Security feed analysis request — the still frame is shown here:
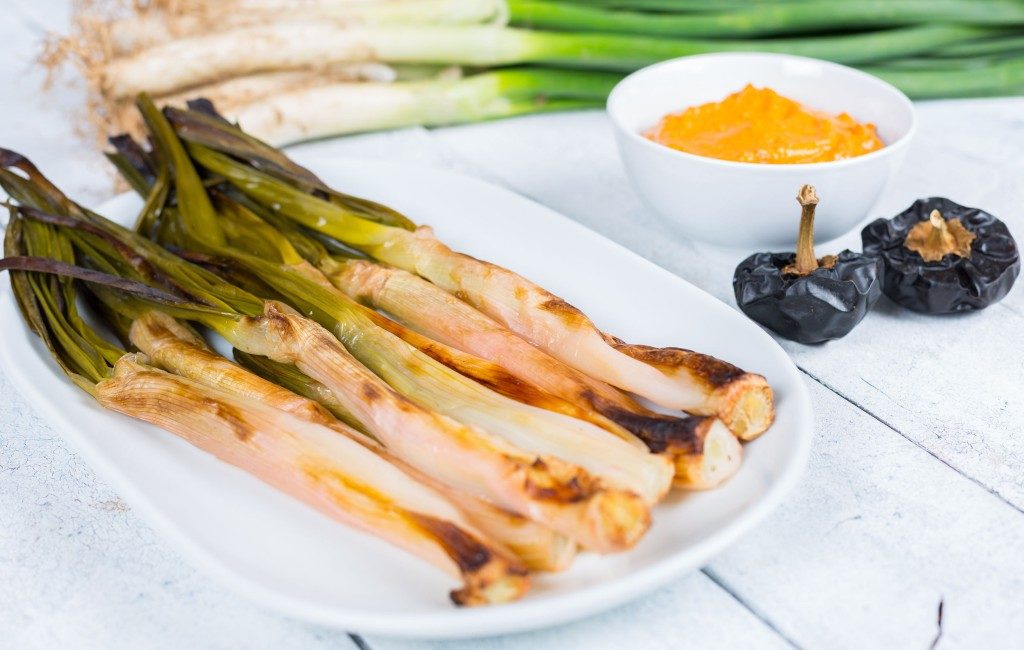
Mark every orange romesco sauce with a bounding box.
[644,85,885,164]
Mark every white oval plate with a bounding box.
[0,155,812,639]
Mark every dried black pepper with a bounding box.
[733,185,882,344]
[861,197,1019,314]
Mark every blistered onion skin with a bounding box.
[131,311,576,572]
[189,145,775,439]
[97,354,529,606]
[221,301,652,553]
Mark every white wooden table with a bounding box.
[2,4,1023,649]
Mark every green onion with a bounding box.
[103,0,509,56]
[2,159,536,604]
[509,0,1024,38]
[227,252,675,504]
[218,67,617,145]
[560,0,811,9]
[100,23,993,98]
[164,103,415,228]
[187,141,771,442]
[137,132,675,505]
[321,256,744,488]
[937,33,1024,58]
[118,111,659,550]
[9,154,653,553]
[865,56,1024,97]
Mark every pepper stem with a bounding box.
[926,210,954,250]
[790,185,820,275]
[904,209,976,262]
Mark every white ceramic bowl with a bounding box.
[607,53,915,248]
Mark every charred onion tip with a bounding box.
[0,148,30,168]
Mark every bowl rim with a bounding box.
[606,51,916,172]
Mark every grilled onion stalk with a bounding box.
[328,257,745,466]
[235,350,577,571]
[10,133,649,553]
[48,212,648,552]
[194,194,677,499]
[129,101,673,508]
[106,142,734,493]
[186,130,774,440]
[171,294,651,552]
[102,354,529,606]
[130,310,575,572]
[175,211,673,506]
[0,210,527,606]
[232,346,577,572]
[205,189,740,489]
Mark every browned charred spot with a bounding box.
[400,333,629,432]
[525,477,585,503]
[138,318,175,343]
[582,387,707,453]
[408,513,494,574]
[601,405,707,455]
[289,399,337,427]
[371,312,610,423]
[366,311,405,336]
[452,289,471,302]
[262,303,300,339]
[523,459,592,503]
[579,387,636,416]
[136,314,206,351]
[683,352,747,388]
[201,397,253,442]
[304,465,394,507]
[508,563,529,577]
[128,254,151,276]
[391,392,423,414]
[406,336,533,398]
[513,286,527,301]
[487,376,620,431]
[474,368,531,395]
[0,147,32,169]
[359,382,382,403]
[537,297,588,327]
[578,388,600,404]
[603,334,775,437]
[609,340,746,388]
[457,362,544,402]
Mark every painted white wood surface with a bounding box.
[1,2,1022,648]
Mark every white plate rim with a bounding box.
[0,155,813,638]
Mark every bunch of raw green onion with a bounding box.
[45,0,1024,145]
[0,95,777,603]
